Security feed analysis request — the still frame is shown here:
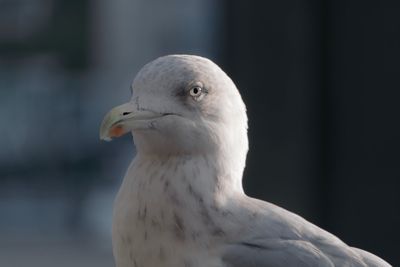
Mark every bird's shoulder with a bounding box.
[221,195,390,267]
[230,195,336,242]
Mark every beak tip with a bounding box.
[101,137,112,142]
[99,102,136,142]
[99,130,112,142]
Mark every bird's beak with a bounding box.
[99,102,162,141]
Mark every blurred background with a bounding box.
[0,0,399,266]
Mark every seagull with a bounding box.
[100,55,391,267]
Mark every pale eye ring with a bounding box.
[189,86,202,97]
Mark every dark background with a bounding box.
[223,1,400,264]
[0,0,398,266]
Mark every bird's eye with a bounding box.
[189,86,202,97]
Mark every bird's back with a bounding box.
[221,195,391,267]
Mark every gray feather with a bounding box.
[222,239,334,267]
[222,196,392,267]
[352,247,392,267]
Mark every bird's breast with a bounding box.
[111,156,229,267]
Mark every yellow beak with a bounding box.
[99,102,161,141]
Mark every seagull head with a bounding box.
[100,55,248,167]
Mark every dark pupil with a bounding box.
[193,87,199,94]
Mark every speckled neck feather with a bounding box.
[112,153,237,267]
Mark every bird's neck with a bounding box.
[132,153,244,200]
[114,153,244,264]
[119,153,243,242]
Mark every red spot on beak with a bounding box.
[109,125,126,138]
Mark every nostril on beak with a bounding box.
[122,112,132,116]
